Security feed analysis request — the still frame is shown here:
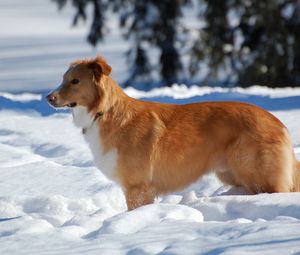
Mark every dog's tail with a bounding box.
[293,160,300,192]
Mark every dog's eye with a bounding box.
[71,79,79,85]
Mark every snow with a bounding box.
[1,1,300,254]
[0,88,300,255]
[126,84,300,99]
[0,92,42,103]
[0,0,128,93]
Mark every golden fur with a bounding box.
[47,56,300,210]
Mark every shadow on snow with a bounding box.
[1,90,300,116]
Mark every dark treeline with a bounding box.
[53,0,300,87]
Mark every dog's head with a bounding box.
[47,56,112,110]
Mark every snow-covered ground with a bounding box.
[1,1,300,254]
[0,87,300,255]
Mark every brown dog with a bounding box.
[47,56,300,210]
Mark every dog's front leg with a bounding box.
[125,184,156,211]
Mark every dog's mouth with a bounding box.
[65,102,77,108]
[48,101,77,108]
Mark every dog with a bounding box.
[47,56,300,210]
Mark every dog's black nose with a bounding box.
[46,93,57,103]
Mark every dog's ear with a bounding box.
[88,56,112,82]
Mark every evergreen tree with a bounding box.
[116,0,190,86]
[53,0,300,87]
[53,0,188,86]
[53,0,108,45]
[191,0,300,87]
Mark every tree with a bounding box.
[53,0,108,45]
[53,0,300,87]
[53,0,188,86]
[191,0,300,87]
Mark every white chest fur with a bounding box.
[72,106,118,181]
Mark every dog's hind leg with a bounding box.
[226,134,294,194]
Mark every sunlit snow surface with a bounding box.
[0,86,300,255]
[1,0,300,254]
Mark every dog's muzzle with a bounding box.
[46,92,77,108]
[46,93,59,107]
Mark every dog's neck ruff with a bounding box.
[72,106,103,133]
[82,112,103,135]
[71,105,118,182]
